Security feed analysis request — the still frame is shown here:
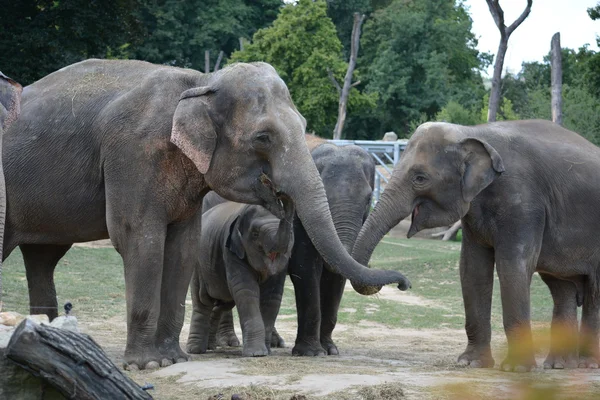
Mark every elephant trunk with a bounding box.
[274,149,410,294]
[351,175,412,293]
[273,198,294,254]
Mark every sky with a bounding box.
[463,0,600,76]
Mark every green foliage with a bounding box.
[325,0,371,57]
[230,0,376,136]
[1,0,143,84]
[357,0,489,137]
[502,43,600,145]
[435,101,481,126]
[133,0,283,71]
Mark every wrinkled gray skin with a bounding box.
[214,143,378,356]
[187,192,294,356]
[3,59,408,370]
[352,120,600,372]
[0,72,22,310]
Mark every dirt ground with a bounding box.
[77,279,600,400]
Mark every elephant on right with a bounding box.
[352,120,600,372]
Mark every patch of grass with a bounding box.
[3,247,126,319]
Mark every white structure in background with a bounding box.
[328,133,407,206]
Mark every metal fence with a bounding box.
[327,139,408,205]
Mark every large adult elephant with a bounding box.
[3,59,409,370]
[352,120,600,372]
[0,72,22,310]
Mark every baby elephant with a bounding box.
[187,193,294,357]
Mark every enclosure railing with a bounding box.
[326,139,408,205]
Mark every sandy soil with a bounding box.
[79,282,600,400]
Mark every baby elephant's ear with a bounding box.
[170,86,217,174]
[226,216,246,259]
[0,72,23,131]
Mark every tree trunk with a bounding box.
[5,319,153,400]
[486,0,533,122]
[551,32,563,125]
[488,37,508,122]
[332,13,365,140]
[205,50,210,74]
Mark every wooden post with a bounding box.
[205,50,210,74]
[6,319,153,400]
[214,51,224,72]
[551,32,563,125]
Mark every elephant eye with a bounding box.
[413,175,428,185]
[252,229,260,239]
[253,132,271,148]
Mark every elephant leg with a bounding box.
[457,229,495,368]
[319,265,345,355]
[539,274,578,369]
[207,306,224,351]
[155,217,200,366]
[186,273,213,354]
[215,309,240,348]
[21,244,72,321]
[579,290,600,368]
[270,325,285,348]
[260,271,286,351]
[496,253,538,372]
[227,259,268,357]
[289,227,326,356]
[108,217,167,370]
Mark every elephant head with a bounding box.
[171,62,410,291]
[226,200,295,279]
[351,122,505,286]
[0,72,23,311]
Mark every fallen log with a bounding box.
[5,319,152,400]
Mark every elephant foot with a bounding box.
[543,352,578,369]
[242,343,270,357]
[186,338,208,354]
[321,337,339,355]
[499,352,537,372]
[123,346,166,371]
[157,340,190,367]
[457,345,494,368]
[578,356,599,369]
[292,339,327,357]
[270,331,286,348]
[217,331,241,348]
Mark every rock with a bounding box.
[382,131,398,141]
[27,314,50,325]
[48,316,79,333]
[0,311,24,326]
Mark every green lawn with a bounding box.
[3,237,554,334]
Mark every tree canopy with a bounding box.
[230,0,376,136]
[3,0,600,143]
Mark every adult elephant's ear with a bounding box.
[459,137,505,203]
[170,86,217,174]
[0,72,23,131]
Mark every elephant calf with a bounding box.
[187,193,294,357]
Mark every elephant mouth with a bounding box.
[267,251,278,262]
[407,203,421,238]
[257,172,287,219]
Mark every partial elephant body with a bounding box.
[187,197,294,357]
[353,119,600,371]
[0,72,22,312]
